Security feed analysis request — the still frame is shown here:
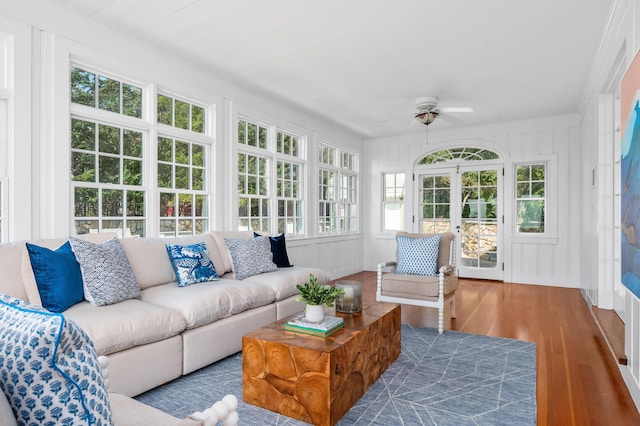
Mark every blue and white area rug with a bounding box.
[136,325,536,425]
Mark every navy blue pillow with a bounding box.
[26,241,84,313]
[253,232,293,268]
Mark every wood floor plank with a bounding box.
[330,272,640,425]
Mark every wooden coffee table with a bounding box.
[242,302,401,426]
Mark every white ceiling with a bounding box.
[45,0,613,137]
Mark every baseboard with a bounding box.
[621,366,640,413]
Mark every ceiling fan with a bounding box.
[413,96,474,126]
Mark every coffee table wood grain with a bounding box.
[242,302,401,426]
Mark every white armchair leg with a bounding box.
[438,270,444,334]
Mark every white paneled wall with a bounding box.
[363,115,581,288]
[583,0,640,409]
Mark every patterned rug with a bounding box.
[136,325,536,425]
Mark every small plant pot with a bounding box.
[305,304,325,322]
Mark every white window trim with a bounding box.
[510,154,558,243]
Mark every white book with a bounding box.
[287,313,344,331]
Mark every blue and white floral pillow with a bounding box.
[0,294,112,425]
[166,242,219,287]
[395,233,441,276]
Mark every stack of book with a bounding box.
[284,313,345,337]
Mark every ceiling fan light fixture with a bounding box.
[415,110,439,126]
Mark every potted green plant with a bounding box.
[295,274,344,322]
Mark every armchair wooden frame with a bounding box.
[376,232,458,334]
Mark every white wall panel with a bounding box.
[579,0,640,411]
[364,114,580,289]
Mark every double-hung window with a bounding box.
[275,130,304,235]
[156,93,209,237]
[70,67,145,237]
[70,66,212,237]
[383,173,405,231]
[515,163,546,233]
[237,118,305,235]
[318,143,358,234]
[0,100,6,242]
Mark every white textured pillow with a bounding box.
[224,236,278,280]
[69,237,140,306]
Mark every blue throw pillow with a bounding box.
[166,242,219,287]
[26,241,84,313]
[0,294,112,425]
[254,232,293,267]
[395,234,441,276]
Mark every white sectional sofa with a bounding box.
[0,230,328,397]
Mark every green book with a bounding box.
[287,313,344,331]
[284,322,345,337]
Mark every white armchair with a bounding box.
[376,231,458,334]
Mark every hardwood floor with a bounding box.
[330,271,640,426]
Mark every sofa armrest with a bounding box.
[101,355,239,426]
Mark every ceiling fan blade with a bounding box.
[438,112,464,125]
[439,106,474,113]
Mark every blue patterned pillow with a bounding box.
[224,236,278,280]
[69,237,140,306]
[395,234,441,276]
[165,242,219,287]
[0,294,112,425]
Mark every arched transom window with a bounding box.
[418,147,500,165]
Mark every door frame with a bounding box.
[414,155,504,281]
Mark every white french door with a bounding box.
[415,164,503,280]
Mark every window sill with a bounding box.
[511,235,558,244]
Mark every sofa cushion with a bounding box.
[210,231,253,273]
[224,236,278,280]
[242,266,330,301]
[395,233,441,276]
[70,237,140,306]
[381,272,458,300]
[120,234,220,290]
[140,280,275,329]
[64,299,187,356]
[0,295,112,425]
[0,390,16,426]
[254,232,293,267]
[109,392,203,425]
[166,242,219,287]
